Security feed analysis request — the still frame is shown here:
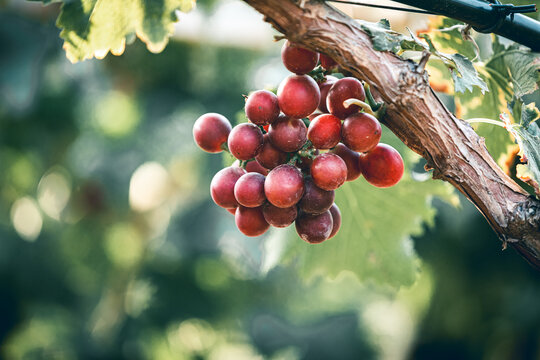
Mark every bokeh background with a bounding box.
[0,0,539,359]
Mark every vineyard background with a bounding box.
[0,0,539,359]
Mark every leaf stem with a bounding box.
[465,118,507,128]
[343,98,375,116]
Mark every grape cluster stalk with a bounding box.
[192,40,404,243]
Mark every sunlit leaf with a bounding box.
[284,131,459,288]
[34,0,196,62]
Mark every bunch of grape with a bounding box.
[193,40,404,244]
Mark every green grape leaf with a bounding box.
[487,40,540,99]
[34,0,195,62]
[284,132,459,288]
[507,100,540,190]
[358,19,407,53]
[359,18,487,94]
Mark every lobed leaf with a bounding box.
[284,131,458,288]
[35,0,195,62]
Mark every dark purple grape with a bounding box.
[318,75,337,113]
[295,210,333,244]
[298,177,335,214]
[320,54,337,70]
[330,143,362,181]
[328,203,341,239]
[256,134,288,169]
[262,203,297,228]
[193,113,232,153]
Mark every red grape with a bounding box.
[359,143,404,188]
[318,75,338,113]
[245,90,280,125]
[281,40,319,75]
[245,160,269,175]
[265,164,305,208]
[326,77,366,119]
[228,123,264,160]
[277,75,320,119]
[310,153,347,190]
[330,143,361,181]
[268,114,307,152]
[227,208,237,215]
[193,113,232,153]
[256,134,287,169]
[234,172,266,208]
[307,114,342,149]
[295,210,333,244]
[341,112,381,153]
[328,203,341,239]
[210,166,246,208]
[299,177,335,214]
[320,54,337,70]
[235,206,270,236]
[262,203,297,228]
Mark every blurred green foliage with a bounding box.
[0,1,539,360]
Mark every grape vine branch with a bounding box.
[242,0,540,269]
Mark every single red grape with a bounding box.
[328,203,341,239]
[359,143,404,187]
[227,208,237,215]
[277,75,320,119]
[193,113,232,153]
[318,75,337,113]
[245,90,280,125]
[262,203,297,228]
[265,164,305,208]
[281,40,319,75]
[235,206,270,237]
[330,143,361,181]
[256,134,288,169]
[233,160,269,175]
[245,160,269,175]
[307,114,342,149]
[268,114,307,152]
[320,54,337,70]
[228,123,264,160]
[234,172,266,208]
[210,166,246,208]
[295,210,333,244]
[326,77,366,119]
[341,112,381,153]
[310,153,347,190]
[298,177,335,214]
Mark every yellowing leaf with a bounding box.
[55,0,196,62]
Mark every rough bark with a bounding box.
[243,0,540,269]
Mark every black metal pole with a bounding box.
[391,0,540,51]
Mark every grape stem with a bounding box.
[220,142,230,153]
[343,98,376,116]
[465,118,508,129]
